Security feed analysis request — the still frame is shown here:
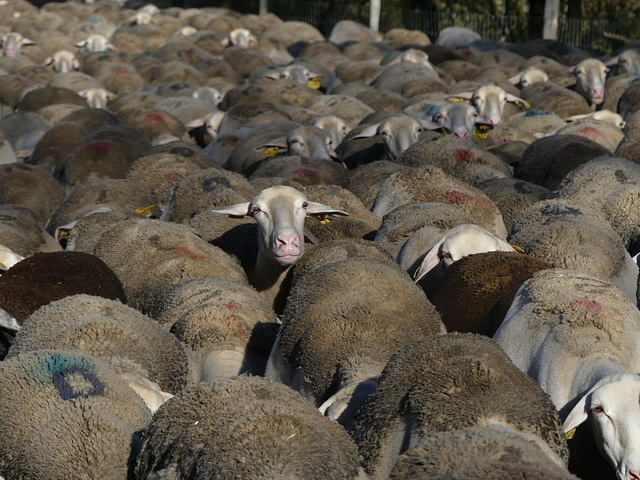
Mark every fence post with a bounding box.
[370,0,381,31]
[543,0,560,39]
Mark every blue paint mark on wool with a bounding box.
[29,353,105,400]
[525,109,550,117]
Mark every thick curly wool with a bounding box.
[161,167,255,223]
[345,161,407,210]
[135,377,362,480]
[372,164,507,239]
[558,156,640,252]
[396,134,512,186]
[248,155,349,186]
[519,82,591,118]
[46,178,155,236]
[305,94,375,129]
[0,205,60,258]
[7,294,189,394]
[280,257,444,398]
[302,185,381,241]
[554,119,624,152]
[431,251,551,336]
[65,211,131,253]
[389,425,578,480]
[515,134,612,191]
[351,333,569,480]
[506,109,567,135]
[0,349,151,480]
[92,218,247,313]
[478,177,555,233]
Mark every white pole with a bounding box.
[370,0,381,32]
[543,0,560,39]
[259,0,268,15]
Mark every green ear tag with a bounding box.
[565,428,576,440]
[265,147,279,157]
[307,77,321,89]
[473,125,490,138]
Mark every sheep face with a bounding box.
[451,85,530,125]
[1,32,35,57]
[212,186,348,268]
[564,373,640,480]
[263,65,323,89]
[570,58,608,106]
[221,28,258,48]
[608,50,640,76]
[353,114,430,160]
[75,34,117,53]
[434,103,481,138]
[312,115,350,151]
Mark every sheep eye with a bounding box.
[593,406,605,414]
[381,131,390,137]
[251,206,261,214]
[443,252,452,260]
[302,201,309,209]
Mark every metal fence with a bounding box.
[217,0,632,55]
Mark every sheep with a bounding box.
[73,33,117,53]
[351,332,569,479]
[413,224,521,294]
[135,376,364,479]
[435,26,482,49]
[248,155,350,187]
[493,268,640,480]
[7,294,188,402]
[153,276,279,381]
[429,250,551,336]
[565,58,609,108]
[550,118,625,152]
[0,205,61,258]
[508,199,639,302]
[565,109,626,129]
[211,185,348,311]
[267,255,445,428]
[0,349,152,480]
[509,65,550,87]
[515,134,612,191]
[259,125,339,162]
[77,87,114,109]
[448,84,530,124]
[371,164,508,240]
[304,94,375,130]
[519,82,592,118]
[0,111,52,158]
[1,32,35,57]
[93,217,248,314]
[42,49,79,73]
[432,102,488,138]
[389,424,578,479]
[557,156,640,253]
[311,114,350,149]
[605,49,640,76]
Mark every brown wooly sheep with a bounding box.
[515,134,612,191]
[7,294,188,400]
[135,377,363,480]
[344,160,407,210]
[153,275,279,380]
[248,155,349,187]
[0,163,66,226]
[92,217,247,314]
[160,167,255,224]
[430,250,551,336]
[396,134,512,186]
[519,81,592,118]
[351,333,569,480]
[389,425,578,480]
[18,85,88,112]
[372,164,508,240]
[0,205,61,258]
[269,256,444,428]
[0,349,152,480]
[46,178,156,239]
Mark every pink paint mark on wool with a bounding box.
[577,126,601,138]
[175,246,205,261]
[84,142,110,152]
[145,113,164,122]
[453,148,473,163]
[292,168,320,178]
[222,303,241,310]
[446,189,492,209]
[497,138,512,144]
[114,69,131,75]
[573,297,605,313]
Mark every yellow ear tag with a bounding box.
[451,97,467,103]
[135,205,155,216]
[265,146,280,157]
[307,77,321,89]
[413,265,421,279]
[515,99,531,109]
[565,428,576,440]
[314,213,332,224]
[473,125,490,138]
[0,262,7,270]
[511,245,525,254]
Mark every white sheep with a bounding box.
[42,50,80,74]
[509,66,550,87]
[493,269,640,480]
[211,185,348,310]
[449,84,530,125]
[433,102,487,138]
[0,32,35,57]
[566,58,609,108]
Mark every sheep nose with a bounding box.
[487,117,502,125]
[276,233,300,256]
[454,130,470,138]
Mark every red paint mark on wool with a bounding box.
[577,126,601,138]
[175,246,205,261]
[164,172,181,182]
[453,148,473,162]
[114,69,131,75]
[145,113,164,122]
[222,303,241,310]
[84,142,110,152]
[497,138,512,144]
[292,168,320,178]
[573,297,605,313]
[446,189,492,209]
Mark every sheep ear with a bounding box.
[605,55,620,67]
[74,40,87,48]
[564,65,577,74]
[21,37,35,46]
[414,237,446,282]
[210,202,252,217]
[306,202,349,224]
[118,372,174,413]
[505,94,530,108]
[255,137,288,157]
[563,391,592,437]
[185,116,207,128]
[508,73,522,84]
[565,114,589,122]
[0,307,20,332]
[262,72,281,81]
[72,58,80,70]
[418,117,442,131]
[351,124,380,139]
[318,380,378,429]
[220,37,230,47]
[106,43,119,52]
[43,56,53,66]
